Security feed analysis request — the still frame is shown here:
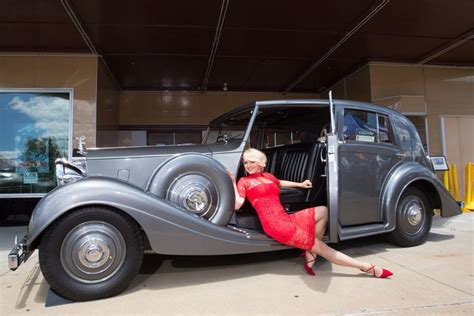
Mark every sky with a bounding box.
[0,92,70,162]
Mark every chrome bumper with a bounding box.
[8,236,32,270]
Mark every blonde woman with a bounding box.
[230,148,392,278]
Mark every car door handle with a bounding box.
[396,153,407,158]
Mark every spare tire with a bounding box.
[147,154,235,225]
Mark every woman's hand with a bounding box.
[228,169,245,210]
[227,169,236,183]
[299,180,312,189]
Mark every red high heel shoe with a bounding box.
[299,251,316,276]
[361,264,393,278]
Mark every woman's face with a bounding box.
[243,159,263,174]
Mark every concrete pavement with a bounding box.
[0,213,473,315]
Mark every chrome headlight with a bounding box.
[55,158,86,186]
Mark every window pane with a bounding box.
[263,129,303,148]
[175,132,202,144]
[343,109,377,142]
[0,92,70,194]
[392,116,412,151]
[407,116,428,152]
[147,132,174,145]
[378,115,393,144]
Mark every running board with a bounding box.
[228,225,330,243]
[227,225,273,240]
[339,223,392,241]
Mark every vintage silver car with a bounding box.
[8,98,460,301]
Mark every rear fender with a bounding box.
[381,163,461,230]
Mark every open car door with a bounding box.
[326,92,340,243]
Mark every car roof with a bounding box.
[209,99,403,126]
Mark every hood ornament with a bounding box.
[76,135,87,156]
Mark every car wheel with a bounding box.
[39,207,143,301]
[149,154,234,225]
[390,187,432,247]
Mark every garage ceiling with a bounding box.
[1,0,473,93]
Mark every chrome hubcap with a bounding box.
[399,194,426,236]
[79,239,110,268]
[407,205,422,226]
[185,189,208,212]
[61,221,126,284]
[167,173,218,219]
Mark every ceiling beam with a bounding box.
[284,0,390,93]
[418,29,474,64]
[61,0,121,90]
[200,0,230,91]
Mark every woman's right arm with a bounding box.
[233,184,245,210]
[229,171,245,210]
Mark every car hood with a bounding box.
[86,141,242,160]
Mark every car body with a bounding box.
[8,98,461,301]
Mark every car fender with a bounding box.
[380,162,461,230]
[27,177,281,255]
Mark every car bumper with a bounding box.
[8,236,32,271]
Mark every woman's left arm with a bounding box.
[279,179,312,189]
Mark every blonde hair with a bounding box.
[242,148,267,168]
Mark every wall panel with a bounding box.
[119,91,319,126]
[0,55,98,147]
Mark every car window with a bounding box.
[263,129,303,148]
[392,116,412,152]
[204,110,252,144]
[378,115,393,144]
[343,109,394,144]
[343,109,377,142]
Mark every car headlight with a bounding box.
[55,158,86,186]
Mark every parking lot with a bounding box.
[1,212,473,315]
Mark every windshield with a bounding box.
[203,109,253,144]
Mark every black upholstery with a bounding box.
[275,143,319,182]
[263,142,326,211]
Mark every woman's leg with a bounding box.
[315,206,328,240]
[305,206,328,267]
[311,238,385,277]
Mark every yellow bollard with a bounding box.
[464,162,474,212]
[444,169,450,191]
[443,163,460,201]
[452,164,460,201]
[448,164,454,196]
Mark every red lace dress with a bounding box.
[237,172,316,250]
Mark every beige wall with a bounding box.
[444,116,474,199]
[324,65,372,102]
[97,60,119,129]
[119,91,320,126]
[0,54,98,147]
[369,63,474,156]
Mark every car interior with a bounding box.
[229,106,330,231]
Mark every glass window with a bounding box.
[343,109,394,144]
[263,129,303,148]
[406,115,428,153]
[378,115,393,144]
[0,91,71,195]
[343,109,377,142]
[148,131,203,146]
[175,132,202,145]
[392,116,412,152]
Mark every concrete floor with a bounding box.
[0,213,473,315]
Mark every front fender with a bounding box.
[27,177,285,255]
[27,177,172,248]
[381,162,461,230]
